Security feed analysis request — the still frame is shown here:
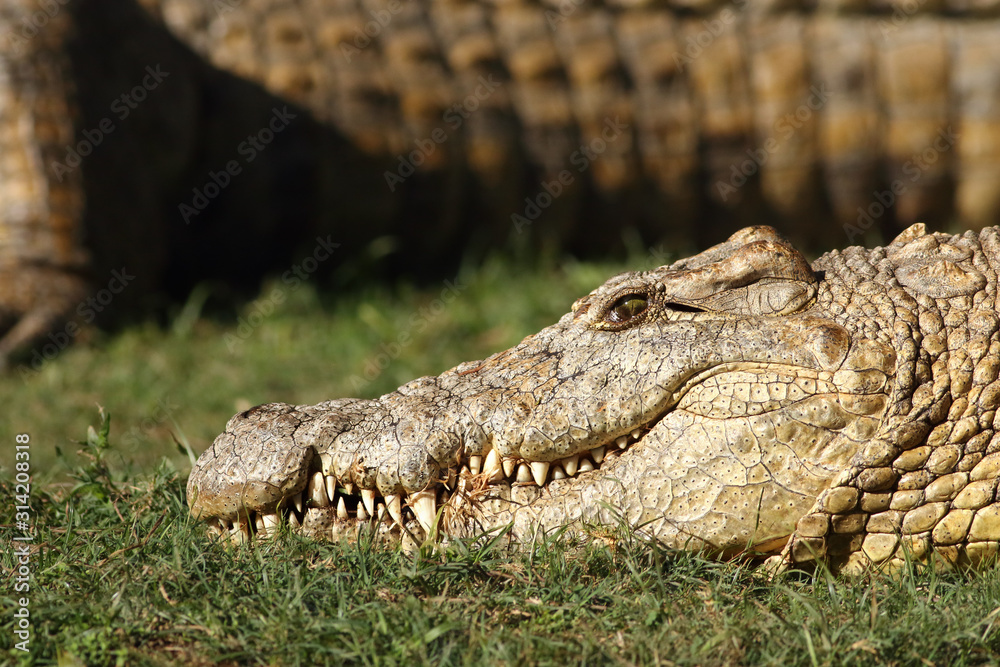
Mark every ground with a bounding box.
[3,249,1000,665]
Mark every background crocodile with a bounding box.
[188,224,1000,574]
[4,0,1000,365]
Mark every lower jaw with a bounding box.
[208,430,645,546]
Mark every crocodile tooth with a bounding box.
[262,513,280,532]
[563,455,579,477]
[310,471,330,507]
[361,489,376,516]
[483,448,503,481]
[552,466,566,480]
[337,497,348,520]
[292,492,304,514]
[502,457,517,478]
[469,455,482,476]
[325,476,337,504]
[579,459,595,472]
[320,452,334,475]
[309,471,330,507]
[343,483,355,495]
[377,503,387,522]
[445,468,457,489]
[386,494,403,524]
[288,511,301,528]
[410,490,437,533]
[356,501,369,521]
[530,461,550,486]
[591,446,606,465]
[616,436,628,449]
[516,462,533,484]
[631,429,642,440]
[255,514,266,534]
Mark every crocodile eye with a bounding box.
[606,294,648,324]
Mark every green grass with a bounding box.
[3,250,1000,665]
[3,420,1000,665]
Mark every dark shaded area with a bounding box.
[53,0,961,333]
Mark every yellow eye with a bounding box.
[606,295,648,324]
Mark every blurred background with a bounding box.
[2,0,999,478]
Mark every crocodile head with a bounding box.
[187,226,897,559]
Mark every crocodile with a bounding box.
[188,224,1000,574]
[5,0,1000,366]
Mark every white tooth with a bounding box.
[446,468,457,489]
[255,514,266,534]
[483,448,503,481]
[386,494,403,524]
[326,476,337,504]
[552,466,566,480]
[410,490,437,532]
[591,446,606,465]
[563,455,579,477]
[292,492,303,514]
[356,502,369,521]
[502,457,517,478]
[631,429,642,440]
[337,497,348,520]
[288,512,301,528]
[579,459,595,472]
[469,455,482,475]
[516,462,533,483]
[343,483,355,495]
[310,471,329,507]
[230,525,248,544]
[616,436,628,449]
[530,461,550,486]
[263,513,280,532]
[361,489,376,516]
[377,503,387,522]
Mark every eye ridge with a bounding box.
[606,293,649,324]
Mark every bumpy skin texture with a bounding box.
[189,224,1000,573]
[5,0,1000,364]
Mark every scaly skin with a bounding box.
[6,0,1000,364]
[188,224,1000,573]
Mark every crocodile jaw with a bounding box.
[187,327,893,552]
[187,227,896,552]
